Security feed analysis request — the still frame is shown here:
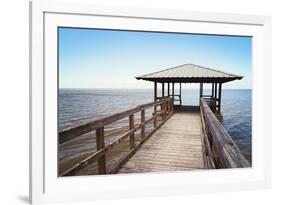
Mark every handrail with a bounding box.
[59,97,172,144]
[200,98,250,168]
[59,97,174,176]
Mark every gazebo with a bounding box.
[136,64,243,113]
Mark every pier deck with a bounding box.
[118,112,205,173]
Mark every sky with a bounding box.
[59,27,252,89]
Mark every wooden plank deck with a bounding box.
[118,112,205,173]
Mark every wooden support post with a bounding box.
[168,83,170,97]
[179,83,182,106]
[141,109,145,139]
[172,82,175,104]
[215,83,217,99]
[218,83,222,113]
[154,82,157,101]
[199,83,203,104]
[212,83,214,97]
[214,83,218,109]
[129,114,135,149]
[211,83,215,110]
[96,127,106,174]
[200,83,203,97]
[162,83,165,98]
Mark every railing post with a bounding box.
[168,99,172,115]
[162,102,166,120]
[129,114,135,149]
[141,109,145,139]
[165,101,169,118]
[153,105,157,128]
[161,103,164,120]
[96,127,106,174]
[171,98,174,113]
[165,101,167,116]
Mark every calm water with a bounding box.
[58,88,252,172]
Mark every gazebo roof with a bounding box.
[135,64,243,83]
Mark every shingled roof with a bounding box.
[135,64,243,83]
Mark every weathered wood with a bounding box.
[163,103,167,120]
[199,83,203,104]
[60,124,143,177]
[200,99,249,168]
[118,113,205,173]
[129,114,135,149]
[109,147,136,174]
[96,127,106,174]
[212,83,214,97]
[172,82,175,104]
[218,83,222,113]
[161,104,165,120]
[168,83,170,96]
[162,83,165,97]
[141,109,145,139]
[145,116,154,124]
[60,147,106,176]
[59,98,171,144]
[110,112,173,174]
[200,104,215,169]
[179,83,182,106]
[60,94,248,177]
[214,83,218,108]
[154,82,157,101]
[153,106,157,128]
[171,97,174,113]
[215,83,217,98]
[60,98,173,176]
[105,124,141,152]
[59,107,138,144]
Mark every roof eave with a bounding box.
[135,76,243,83]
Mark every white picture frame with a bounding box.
[30,1,272,204]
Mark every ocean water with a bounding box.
[58,88,252,173]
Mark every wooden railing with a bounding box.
[59,97,174,176]
[200,98,250,169]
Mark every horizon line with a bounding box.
[59,87,252,90]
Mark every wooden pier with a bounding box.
[118,112,205,173]
[58,64,250,176]
[59,97,249,176]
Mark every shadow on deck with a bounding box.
[174,105,200,113]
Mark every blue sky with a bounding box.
[59,27,252,89]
